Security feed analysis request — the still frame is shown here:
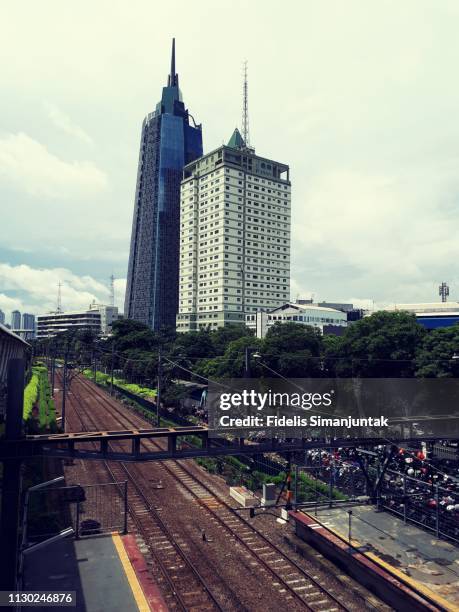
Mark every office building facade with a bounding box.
[246,303,347,339]
[124,39,203,330]
[176,129,291,331]
[0,310,4,326]
[37,304,118,339]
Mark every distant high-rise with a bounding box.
[22,313,36,332]
[0,309,5,326]
[176,129,291,332]
[11,310,21,331]
[125,39,203,330]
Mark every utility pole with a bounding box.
[348,510,353,544]
[156,348,161,427]
[244,346,251,378]
[0,358,25,590]
[244,346,259,378]
[62,340,69,432]
[110,341,115,396]
[51,346,56,397]
[285,453,293,511]
[93,349,97,383]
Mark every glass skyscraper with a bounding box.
[124,39,203,329]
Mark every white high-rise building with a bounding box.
[176,129,291,332]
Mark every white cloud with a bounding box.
[1,1,459,306]
[0,293,33,318]
[0,132,108,199]
[43,102,93,145]
[291,163,459,303]
[0,263,125,316]
[114,278,126,310]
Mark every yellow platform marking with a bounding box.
[112,533,150,612]
[302,512,455,612]
[364,551,456,612]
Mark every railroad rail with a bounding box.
[70,374,380,612]
[64,374,225,612]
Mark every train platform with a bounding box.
[23,533,168,611]
[291,505,458,610]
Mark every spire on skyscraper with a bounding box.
[167,38,179,88]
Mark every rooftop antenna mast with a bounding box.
[242,60,250,147]
[109,274,115,307]
[57,281,63,313]
[439,281,449,303]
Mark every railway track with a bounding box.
[68,374,372,612]
[104,460,224,612]
[61,372,226,612]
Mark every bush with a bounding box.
[23,372,39,420]
[82,369,157,398]
[24,365,57,431]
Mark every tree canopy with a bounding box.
[34,313,459,391]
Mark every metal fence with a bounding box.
[294,453,369,506]
[380,469,459,544]
[26,481,128,542]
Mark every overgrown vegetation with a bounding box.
[195,455,347,501]
[23,363,57,433]
[82,369,157,399]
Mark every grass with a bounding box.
[82,369,157,398]
[23,364,57,431]
[23,370,40,420]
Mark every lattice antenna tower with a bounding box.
[57,281,63,313]
[109,274,115,307]
[439,281,449,303]
[242,61,250,147]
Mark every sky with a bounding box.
[2,0,459,322]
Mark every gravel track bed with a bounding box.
[57,372,389,611]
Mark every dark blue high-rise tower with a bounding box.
[124,39,203,329]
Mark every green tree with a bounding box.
[327,311,426,377]
[415,324,459,377]
[261,322,324,377]
[195,335,262,379]
[209,325,254,354]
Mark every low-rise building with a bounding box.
[37,304,119,339]
[88,303,119,335]
[383,302,459,329]
[246,302,347,338]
